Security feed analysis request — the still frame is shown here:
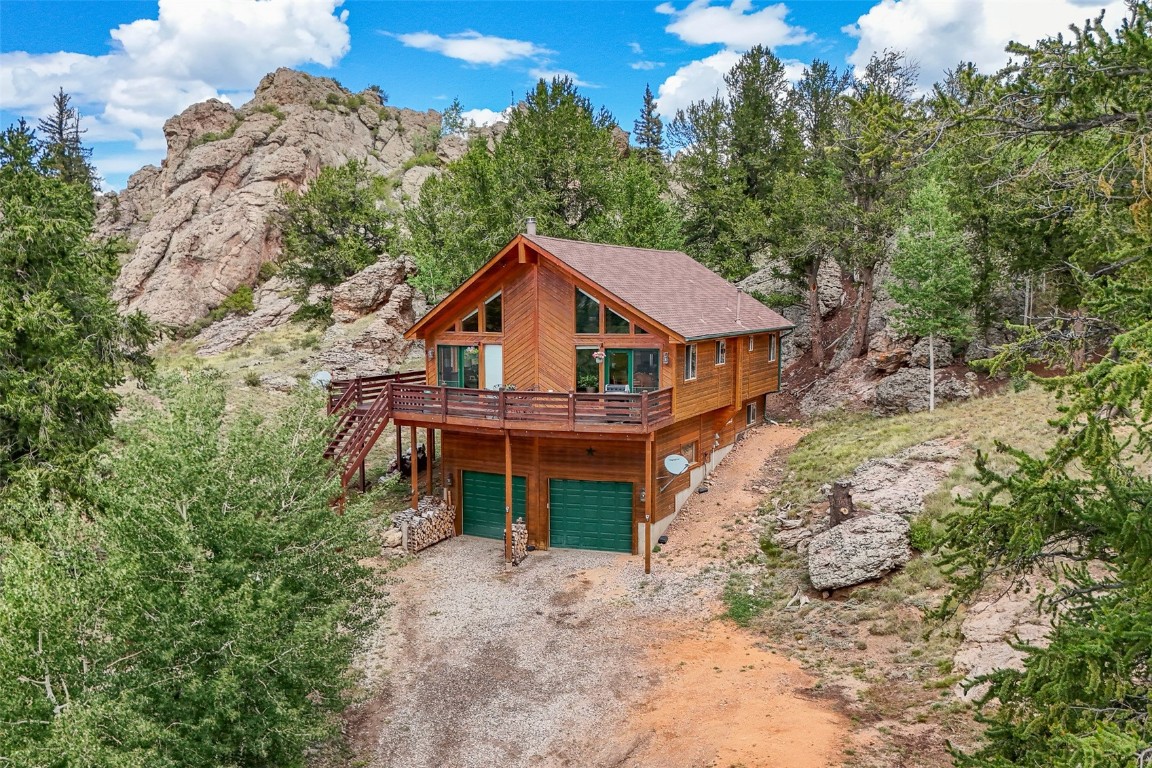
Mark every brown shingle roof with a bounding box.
[526,234,794,340]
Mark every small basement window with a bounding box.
[716,340,727,365]
[680,442,697,464]
[575,289,600,334]
[484,293,502,333]
[684,344,698,381]
[461,309,479,333]
[746,402,757,425]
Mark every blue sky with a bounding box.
[0,0,1126,190]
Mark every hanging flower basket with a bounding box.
[592,350,606,362]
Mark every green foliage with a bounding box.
[0,376,377,766]
[933,5,1152,765]
[722,573,769,627]
[255,103,287,121]
[669,46,802,280]
[440,97,467,136]
[633,84,665,171]
[190,120,239,147]
[277,160,397,318]
[0,121,154,482]
[405,77,681,300]
[36,88,97,194]
[256,259,280,283]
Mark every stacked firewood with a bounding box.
[509,517,528,565]
[393,496,455,554]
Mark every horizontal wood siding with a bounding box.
[441,430,646,552]
[672,340,735,422]
[741,333,780,398]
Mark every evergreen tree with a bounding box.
[36,88,97,194]
[633,84,666,172]
[836,51,923,358]
[888,179,973,410]
[0,121,152,484]
[405,77,681,300]
[936,4,1152,765]
[277,160,398,323]
[670,46,802,280]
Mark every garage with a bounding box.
[462,471,527,539]
[548,479,634,552]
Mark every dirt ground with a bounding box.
[346,424,850,768]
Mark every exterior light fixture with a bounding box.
[427,348,435,361]
[663,352,670,365]
[640,487,647,502]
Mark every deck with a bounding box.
[329,373,674,435]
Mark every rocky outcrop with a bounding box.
[872,368,975,416]
[98,68,465,327]
[191,276,300,355]
[807,513,911,591]
[952,587,1050,701]
[739,258,844,365]
[846,439,961,518]
[330,256,413,323]
[310,281,423,377]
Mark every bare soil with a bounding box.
[345,424,851,768]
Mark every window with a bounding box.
[635,325,650,334]
[484,293,502,333]
[633,349,659,392]
[461,309,479,333]
[437,345,480,388]
[767,333,777,362]
[680,442,697,464]
[605,307,630,334]
[716,340,727,365]
[746,402,757,425]
[575,289,600,334]
[684,344,698,381]
[576,347,599,391]
[748,336,755,352]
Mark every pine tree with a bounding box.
[36,88,97,194]
[633,84,665,171]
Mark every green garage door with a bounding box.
[462,471,527,539]
[549,479,633,552]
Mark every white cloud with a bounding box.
[629,42,645,54]
[528,68,598,88]
[390,30,551,65]
[1,0,351,185]
[845,0,1129,88]
[631,60,665,70]
[460,108,507,127]
[657,0,812,49]
[655,49,742,116]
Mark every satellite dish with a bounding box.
[664,454,690,476]
[309,370,333,389]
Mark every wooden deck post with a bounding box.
[504,430,513,564]
[645,434,654,575]
[425,427,434,496]
[409,424,419,509]
[395,423,403,473]
[359,460,366,493]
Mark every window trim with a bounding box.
[767,333,777,362]
[748,336,755,352]
[684,343,698,381]
[716,339,727,366]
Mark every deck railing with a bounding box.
[389,383,673,432]
[327,370,425,414]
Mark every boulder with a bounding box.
[193,276,299,355]
[909,336,955,368]
[259,374,299,392]
[381,528,404,549]
[872,368,972,415]
[807,513,911,591]
[330,256,414,323]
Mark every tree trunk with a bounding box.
[928,332,936,412]
[829,481,855,527]
[1071,308,1086,371]
[851,264,875,358]
[807,260,825,368]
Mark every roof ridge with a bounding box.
[526,233,690,258]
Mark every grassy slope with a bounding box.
[730,386,1061,767]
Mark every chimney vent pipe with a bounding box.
[525,217,537,236]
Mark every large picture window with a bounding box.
[575,289,600,334]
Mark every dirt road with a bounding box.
[348,424,847,768]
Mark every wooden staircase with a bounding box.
[325,371,425,489]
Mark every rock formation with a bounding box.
[807,513,911,591]
[97,68,466,328]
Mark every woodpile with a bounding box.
[508,517,528,565]
[393,495,455,554]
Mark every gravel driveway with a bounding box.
[351,538,722,768]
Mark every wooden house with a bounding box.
[327,229,792,570]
